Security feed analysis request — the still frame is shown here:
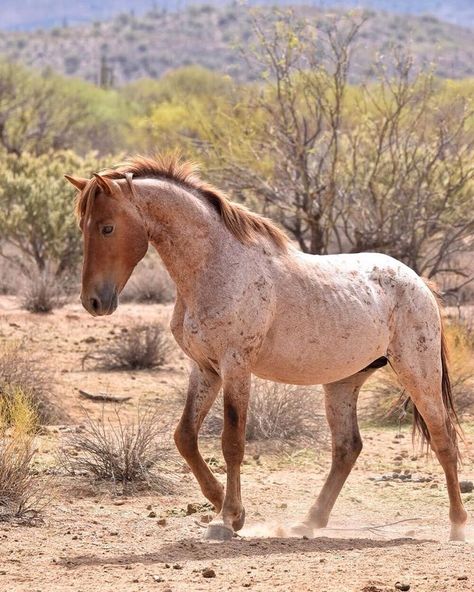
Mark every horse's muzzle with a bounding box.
[81,283,118,316]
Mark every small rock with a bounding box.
[430,483,438,489]
[186,503,199,515]
[202,568,216,578]
[459,481,473,494]
[457,575,468,580]
[157,518,167,526]
[200,514,213,524]
[148,511,157,518]
[173,563,182,570]
[395,583,410,591]
[152,575,164,582]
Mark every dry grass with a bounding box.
[21,270,67,313]
[0,341,61,425]
[82,324,173,371]
[59,407,178,494]
[0,389,47,522]
[203,380,326,447]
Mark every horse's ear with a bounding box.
[64,175,88,191]
[93,173,120,196]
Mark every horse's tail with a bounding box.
[411,281,461,454]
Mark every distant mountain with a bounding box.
[0,4,472,84]
[1,1,473,31]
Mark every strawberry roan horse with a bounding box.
[66,155,467,541]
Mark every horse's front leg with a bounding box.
[205,363,251,540]
[174,363,224,512]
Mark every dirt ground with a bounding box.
[0,296,473,592]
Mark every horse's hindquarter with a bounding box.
[253,252,400,385]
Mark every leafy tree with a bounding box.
[124,66,236,153]
[0,60,129,156]
[0,150,109,277]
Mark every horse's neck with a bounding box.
[133,179,226,300]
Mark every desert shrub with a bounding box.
[21,270,67,313]
[0,341,59,425]
[59,407,177,493]
[82,324,172,370]
[203,380,326,446]
[121,262,175,304]
[0,255,19,295]
[0,389,46,521]
[364,320,474,424]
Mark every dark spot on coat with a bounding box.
[225,403,240,428]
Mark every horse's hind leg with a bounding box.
[292,368,375,536]
[389,333,467,541]
[174,363,224,512]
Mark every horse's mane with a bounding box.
[75,154,289,251]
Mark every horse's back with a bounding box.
[253,250,435,385]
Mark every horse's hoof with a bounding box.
[232,507,246,532]
[204,523,234,541]
[449,524,466,542]
[289,521,314,538]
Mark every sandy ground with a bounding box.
[0,296,473,592]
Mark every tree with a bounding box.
[124,66,237,153]
[0,60,129,157]
[206,10,474,288]
[0,150,109,277]
[339,58,474,279]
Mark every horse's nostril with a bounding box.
[90,297,100,312]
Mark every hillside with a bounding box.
[0,5,473,84]
[1,0,473,30]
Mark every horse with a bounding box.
[65,154,467,542]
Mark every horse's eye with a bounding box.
[102,225,114,236]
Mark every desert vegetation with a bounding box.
[59,407,178,494]
[0,388,46,522]
[82,323,173,371]
[0,341,58,424]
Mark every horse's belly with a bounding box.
[252,323,389,385]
